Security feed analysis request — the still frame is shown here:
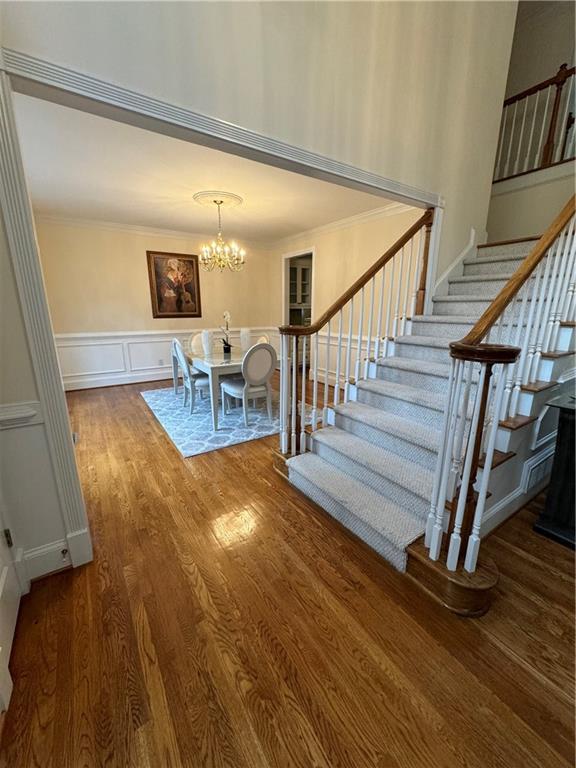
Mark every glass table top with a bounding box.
[190,350,245,367]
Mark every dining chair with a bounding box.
[173,339,209,413]
[171,338,181,394]
[186,332,210,399]
[256,333,269,344]
[220,343,277,426]
[240,328,251,351]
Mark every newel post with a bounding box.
[415,212,434,316]
[542,63,571,167]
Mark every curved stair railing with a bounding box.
[426,195,576,573]
[278,208,434,457]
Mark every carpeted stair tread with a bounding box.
[394,335,450,350]
[356,378,446,412]
[334,401,441,452]
[311,426,434,502]
[432,294,493,303]
[412,314,478,325]
[449,273,515,284]
[287,453,425,551]
[375,356,451,379]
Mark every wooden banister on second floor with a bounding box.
[494,63,575,182]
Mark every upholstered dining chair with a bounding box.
[173,339,209,412]
[240,328,251,351]
[220,343,277,427]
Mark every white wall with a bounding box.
[1,1,518,276]
[505,1,575,97]
[487,162,575,241]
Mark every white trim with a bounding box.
[1,47,441,211]
[424,206,444,314]
[22,538,71,582]
[492,161,575,197]
[433,227,477,297]
[0,401,42,429]
[0,71,92,568]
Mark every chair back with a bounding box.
[240,328,251,350]
[201,330,213,356]
[189,332,204,356]
[242,343,277,386]
[256,334,269,344]
[173,339,192,384]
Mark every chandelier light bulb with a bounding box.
[199,199,246,272]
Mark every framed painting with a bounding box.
[146,251,202,318]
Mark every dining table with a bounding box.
[187,349,245,431]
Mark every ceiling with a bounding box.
[13,94,397,242]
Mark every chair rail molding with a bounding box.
[0,63,92,568]
[0,46,443,211]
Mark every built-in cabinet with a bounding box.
[289,257,312,327]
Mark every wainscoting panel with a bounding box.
[55,328,279,390]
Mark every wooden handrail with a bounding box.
[456,195,576,349]
[503,63,575,107]
[279,208,434,337]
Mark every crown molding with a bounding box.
[0,46,442,210]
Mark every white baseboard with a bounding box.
[22,538,71,581]
[66,527,93,567]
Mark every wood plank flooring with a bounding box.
[0,381,573,767]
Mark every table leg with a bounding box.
[209,369,219,430]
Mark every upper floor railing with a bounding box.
[494,64,575,183]
[426,195,576,573]
[278,208,434,457]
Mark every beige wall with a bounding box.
[35,219,273,333]
[1,1,517,277]
[270,207,422,326]
[487,166,574,241]
[505,1,575,97]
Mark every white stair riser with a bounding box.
[376,364,450,394]
[311,440,429,519]
[449,278,510,297]
[475,242,535,258]
[288,468,407,571]
[395,342,450,364]
[410,319,475,339]
[333,413,438,470]
[356,388,444,429]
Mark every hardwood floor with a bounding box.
[1,381,573,767]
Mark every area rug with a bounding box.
[141,386,288,458]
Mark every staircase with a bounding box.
[278,199,575,596]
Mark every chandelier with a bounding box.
[198,198,246,272]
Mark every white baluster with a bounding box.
[513,98,528,176]
[504,101,518,178]
[536,86,552,166]
[364,278,375,379]
[374,268,386,360]
[450,362,474,492]
[312,332,319,430]
[400,235,415,336]
[544,221,574,352]
[494,106,507,180]
[300,335,307,452]
[429,360,465,560]
[334,309,343,406]
[426,358,458,547]
[446,363,488,570]
[383,258,395,358]
[502,282,529,420]
[344,298,354,403]
[511,261,544,415]
[558,231,576,329]
[524,91,539,172]
[554,77,574,164]
[291,335,297,456]
[464,363,508,573]
[280,334,289,453]
[355,287,365,381]
[393,246,405,338]
[411,231,424,317]
[323,319,331,424]
[530,236,563,382]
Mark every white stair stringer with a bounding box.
[285,236,574,574]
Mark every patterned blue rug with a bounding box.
[141,386,284,458]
